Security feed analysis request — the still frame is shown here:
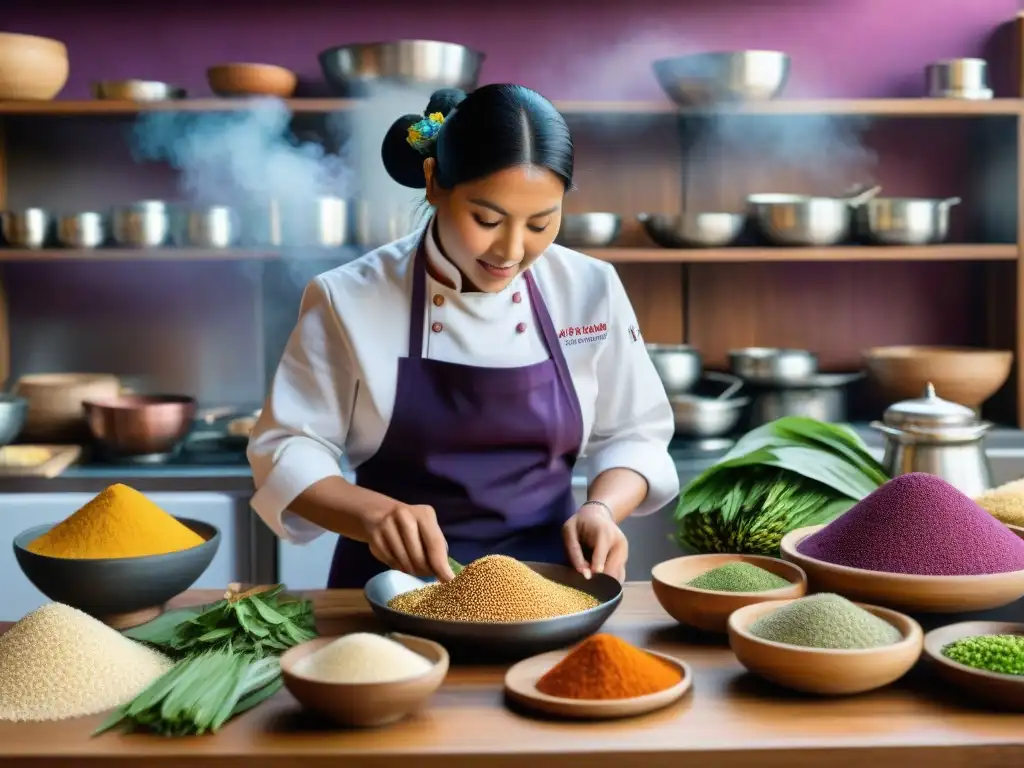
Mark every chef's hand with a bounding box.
[562,503,628,582]
[366,504,456,582]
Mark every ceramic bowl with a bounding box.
[728,598,923,695]
[651,554,807,633]
[504,646,693,720]
[779,525,1024,613]
[280,633,449,727]
[12,518,220,628]
[922,621,1024,711]
[863,345,1012,408]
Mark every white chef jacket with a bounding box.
[248,223,679,544]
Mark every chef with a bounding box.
[247,84,679,588]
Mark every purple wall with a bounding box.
[5,0,1021,100]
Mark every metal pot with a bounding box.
[555,214,621,248]
[244,197,355,248]
[647,344,702,394]
[318,40,485,96]
[112,200,171,247]
[1,208,51,249]
[637,212,745,248]
[870,383,993,497]
[746,372,862,427]
[176,206,240,248]
[728,347,818,385]
[855,197,961,245]
[670,393,749,438]
[747,186,880,246]
[926,59,991,100]
[355,202,424,247]
[57,212,106,248]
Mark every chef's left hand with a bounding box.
[562,504,628,582]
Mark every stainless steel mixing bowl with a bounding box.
[0,395,27,446]
[669,393,749,438]
[647,344,703,394]
[92,80,186,101]
[1,208,51,249]
[855,197,961,245]
[555,213,621,248]
[319,40,485,95]
[652,51,790,106]
[729,347,818,385]
[175,206,240,248]
[638,212,745,248]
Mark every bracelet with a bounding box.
[582,500,615,520]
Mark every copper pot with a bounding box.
[82,395,197,456]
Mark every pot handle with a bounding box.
[869,420,902,438]
[939,197,962,208]
[844,185,882,207]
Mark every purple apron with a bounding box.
[327,235,585,588]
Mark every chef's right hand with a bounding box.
[366,504,456,582]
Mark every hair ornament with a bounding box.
[406,112,446,154]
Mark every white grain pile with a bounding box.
[0,603,173,722]
[294,633,433,684]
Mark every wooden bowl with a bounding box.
[863,345,1012,408]
[651,554,807,633]
[280,633,448,727]
[13,373,121,442]
[504,647,692,719]
[728,599,923,695]
[0,32,68,100]
[922,621,1024,711]
[780,525,1024,613]
[207,63,297,97]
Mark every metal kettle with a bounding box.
[870,382,993,497]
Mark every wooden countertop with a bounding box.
[0,584,1022,767]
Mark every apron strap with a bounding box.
[408,235,429,360]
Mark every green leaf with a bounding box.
[448,556,464,575]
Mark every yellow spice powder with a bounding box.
[28,483,205,560]
[975,478,1024,527]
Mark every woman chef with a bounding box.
[247,84,679,588]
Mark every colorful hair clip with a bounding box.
[406,112,446,154]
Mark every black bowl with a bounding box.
[13,518,220,625]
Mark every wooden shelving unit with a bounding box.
[0,244,1014,263]
[2,19,1024,424]
[0,97,1020,117]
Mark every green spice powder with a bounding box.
[686,562,791,593]
[942,634,1024,675]
[749,593,902,650]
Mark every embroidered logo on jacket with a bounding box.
[558,323,609,347]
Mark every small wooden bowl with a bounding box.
[651,554,807,633]
[923,621,1024,711]
[504,647,692,719]
[779,525,1024,613]
[207,63,297,97]
[863,345,1012,408]
[728,599,923,695]
[280,633,448,727]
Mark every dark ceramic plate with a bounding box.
[364,561,622,658]
[13,518,220,622]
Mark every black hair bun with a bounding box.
[425,88,466,118]
[381,113,428,189]
[380,89,468,189]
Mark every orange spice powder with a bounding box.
[535,633,683,700]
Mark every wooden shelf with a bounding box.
[0,98,1019,118]
[0,244,1013,263]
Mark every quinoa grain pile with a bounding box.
[388,555,599,622]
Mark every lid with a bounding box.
[882,382,978,430]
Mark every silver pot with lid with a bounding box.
[870,382,993,497]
